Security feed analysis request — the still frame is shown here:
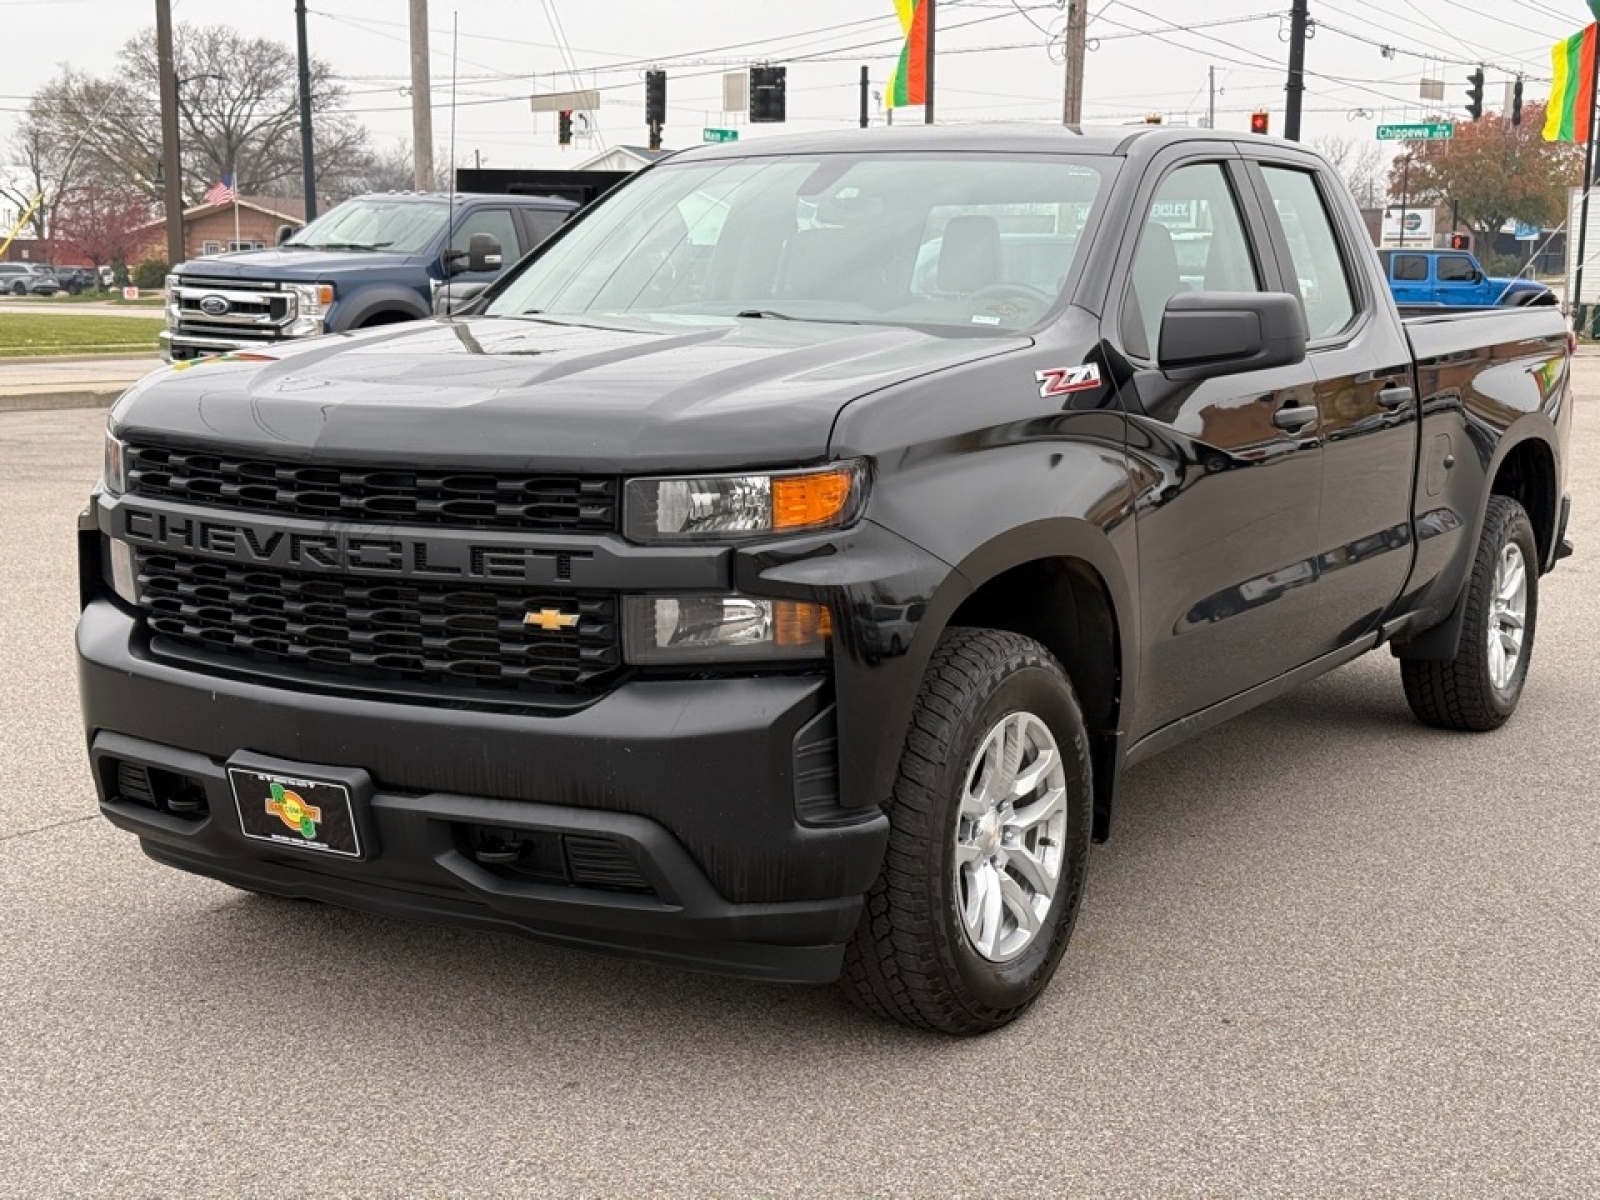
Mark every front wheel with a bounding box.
[1401,495,1539,731]
[840,628,1092,1035]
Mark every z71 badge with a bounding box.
[1035,364,1102,399]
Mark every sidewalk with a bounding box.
[0,355,163,413]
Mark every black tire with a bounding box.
[839,628,1092,1035]
[1401,495,1538,732]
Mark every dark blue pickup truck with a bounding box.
[1381,248,1554,311]
[161,192,575,361]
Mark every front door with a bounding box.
[1432,252,1491,306]
[1112,156,1327,738]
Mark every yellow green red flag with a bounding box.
[1546,25,1598,142]
[886,0,928,109]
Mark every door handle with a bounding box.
[1272,404,1318,432]
[1376,384,1415,409]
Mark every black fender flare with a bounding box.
[838,517,1136,815]
[1396,419,1560,661]
[331,285,431,332]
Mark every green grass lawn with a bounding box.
[25,292,167,307]
[0,313,164,357]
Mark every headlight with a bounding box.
[285,282,334,335]
[623,595,831,664]
[164,274,179,323]
[623,462,866,544]
[104,429,127,495]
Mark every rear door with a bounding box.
[1388,252,1433,307]
[1247,152,1419,648]
[1108,150,1328,736]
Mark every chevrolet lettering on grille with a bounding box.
[119,505,591,585]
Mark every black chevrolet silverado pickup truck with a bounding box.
[78,127,1573,1034]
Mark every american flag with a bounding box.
[203,174,236,205]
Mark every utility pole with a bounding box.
[1285,0,1308,141]
[860,66,870,129]
[924,0,936,124]
[295,0,318,220]
[1207,66,1217,131]
[155,0,184,264]
[409,0,434,190]
[1062,0,1087,126]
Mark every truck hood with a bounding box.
[112,315,1031,472]
[174,247,419,281]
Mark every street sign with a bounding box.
[1515,221,1540,242]
[1376,122,1455,141]
[702,128,739,144]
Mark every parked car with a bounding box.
[52,266,99,295]
[160,191,577,360]
[1381,248,1555,310]
[0,263,36,295]
[82,127,1573,1034]
[19,264,62,295]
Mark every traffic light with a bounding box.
[1250,110,1270,135]
[558,110,573,147]
[644,69,666,151]
[750,65,787,123]
[645,69,667,126]
[1466,66,1485,121]
[1512,76,1525,126]
[1450,233,1472,251]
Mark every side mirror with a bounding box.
[1158,291,1307,382]
[466,232,503,274]
[275,224,295,246]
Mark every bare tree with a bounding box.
[1314,136,1385,208]
[351,139,452,195]
[22,23,378,209]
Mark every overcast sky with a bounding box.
[0,0,1587,186]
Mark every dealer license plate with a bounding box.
[228,766,364,858]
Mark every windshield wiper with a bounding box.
[734,309,863,325]
[295,241,393,252]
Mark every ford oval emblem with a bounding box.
[198,294,231,317]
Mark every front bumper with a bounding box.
[78,598,889,982]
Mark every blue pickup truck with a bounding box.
[1380,248,1554,311]
[161,192,576,361]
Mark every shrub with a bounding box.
[131,259,169,290]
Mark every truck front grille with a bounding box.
[172,277,293,342]
[135,549,621,701]
[126,444,619,534]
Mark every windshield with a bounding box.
[285,197,448,253]
[486,153,1111,332]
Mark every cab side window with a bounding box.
[1258,166,1358,339]
[1436,255,1477,283]
[1123,163,1262,361]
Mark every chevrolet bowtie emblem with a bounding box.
[524,608,580,632]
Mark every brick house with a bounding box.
[134,196,309,264]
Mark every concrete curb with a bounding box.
[0,387,125,414]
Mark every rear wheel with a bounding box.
[1401,495,1538,731]
[840,628,1092,1035]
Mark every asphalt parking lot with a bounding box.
[3,378,1598,1198]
